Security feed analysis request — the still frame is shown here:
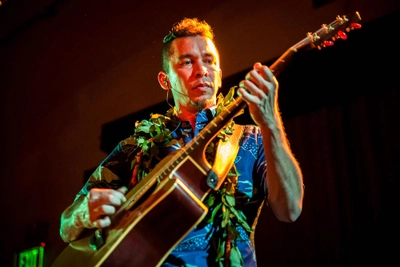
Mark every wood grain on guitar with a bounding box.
[51,11,362,267]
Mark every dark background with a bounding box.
[1,0,399,266]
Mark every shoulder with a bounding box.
[120,135,138,146]
[101,135,139,161]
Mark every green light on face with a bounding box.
[16,246,44,267]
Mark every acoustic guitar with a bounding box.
[51,12,362,267]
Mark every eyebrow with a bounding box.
[178,54,194,60]
[178,53,215,60]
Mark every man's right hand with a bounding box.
[60,186,127,243]
[72,186,128,230]
[83,186,128,229]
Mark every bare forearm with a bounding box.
[59,195,88,243]
[261,124,304,222]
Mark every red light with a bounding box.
[350,23,362,29]
[323,41,334,46]
[40,242,46,247]
[338,30,347,40]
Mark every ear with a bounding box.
[158,71,170,91]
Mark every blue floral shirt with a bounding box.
[77,109,268,266]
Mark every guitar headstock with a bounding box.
[295,11,362,51]
[270,11,362,76]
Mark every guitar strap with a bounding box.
[207,124,244,191]
[211,124,264,251]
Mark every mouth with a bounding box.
[193,82,212,90]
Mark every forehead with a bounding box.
[170,35,219,59]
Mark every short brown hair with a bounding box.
[161,18,215,72]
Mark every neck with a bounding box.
[176,100,216,130]
[178,109,198,130]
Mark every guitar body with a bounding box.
[51,178,208,267]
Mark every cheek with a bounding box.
[174,77,188,88]
[173,72,191,87]
[170,78,189,94]
[212,72,222,88]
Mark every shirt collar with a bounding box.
[171,107,216,140]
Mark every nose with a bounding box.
[194,62,209,77]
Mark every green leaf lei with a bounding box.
[131,87,252,266]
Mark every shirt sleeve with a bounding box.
[75,136,139,200]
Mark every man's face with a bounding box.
[166,35,222,113]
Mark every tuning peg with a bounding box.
[337,30,347,40]
[345,22,362,32]
[323,40,334,47]
[350,23,362,29]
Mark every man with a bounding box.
[59,18,304,266]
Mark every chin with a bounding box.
[192,98,215,111]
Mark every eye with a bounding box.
[203,58,215,65]
[180,59,193,66]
